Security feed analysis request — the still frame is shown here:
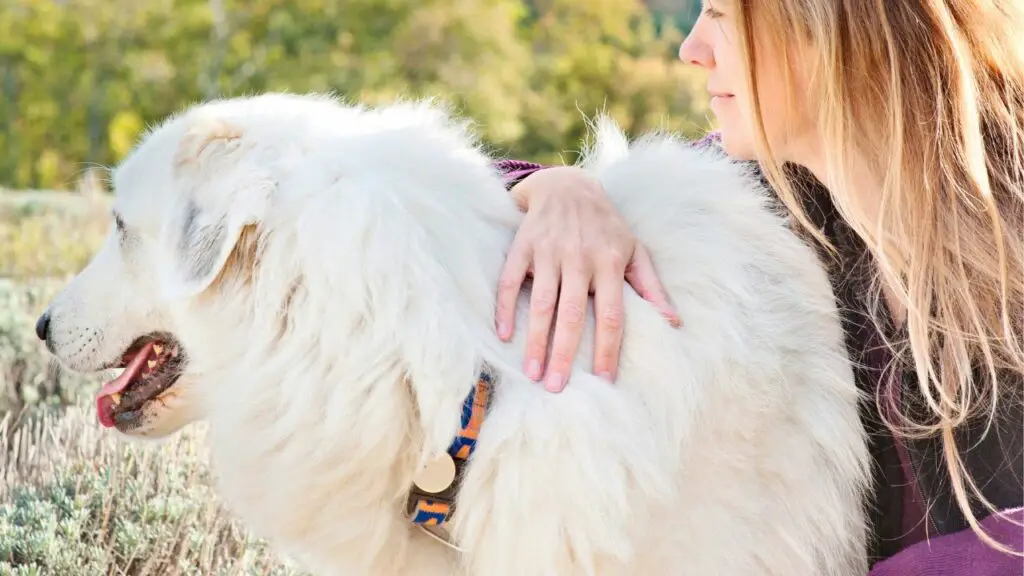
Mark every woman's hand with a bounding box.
[496,166,680,392]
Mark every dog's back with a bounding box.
[183,94,869,575]
[443,122,870,576]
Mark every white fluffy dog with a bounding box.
[39,93,870,575]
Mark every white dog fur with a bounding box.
[42,93,871,575]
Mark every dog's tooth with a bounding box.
[153,344,164,356]
[147,360,157,369]
[111,393,121,405]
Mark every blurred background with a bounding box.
[1,0,712,193]
[0,1,710,573]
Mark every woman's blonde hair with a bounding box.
[734,0,1024,552]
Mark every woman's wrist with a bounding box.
[495,159,547,202]
[511,166,604,212]
[510,179,533,211]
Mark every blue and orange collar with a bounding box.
[406,370,494,527]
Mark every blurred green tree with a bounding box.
[0,0,709,190]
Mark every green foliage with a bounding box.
[0,0,709,189]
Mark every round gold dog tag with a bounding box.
[413,453,456,494]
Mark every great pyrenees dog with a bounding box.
[38,93,870,575]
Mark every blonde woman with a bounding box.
[493,1,1023,574]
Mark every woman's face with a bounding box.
[679,2,815,162]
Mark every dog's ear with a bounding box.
[399,308,486,460]
[161,118,274,298]
[345,215,493,460]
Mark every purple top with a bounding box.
[492,134,1024,575]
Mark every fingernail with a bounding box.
[497,322,510,340]
[597,371,613,382]
[544,372,565,393]
[662,310,682,328]
[527,359,542,380]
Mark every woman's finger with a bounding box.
[543,262,591,393]
[524,253,560,381]
[626,245,681,327]
[495,238,532,341]
[591,264,626,382]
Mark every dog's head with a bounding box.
[39,95,514,460]
[39,107,276,439]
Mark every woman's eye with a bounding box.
[703,6,725,19]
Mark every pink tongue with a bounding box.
[96,341,155,428]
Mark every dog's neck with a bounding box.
[189,282,498,571]
[183,163,521,570]
[405,368,495,527]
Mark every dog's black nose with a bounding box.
[35,312,51,342]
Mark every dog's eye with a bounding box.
[112,212,130,242]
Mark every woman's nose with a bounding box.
[678,23,714,68]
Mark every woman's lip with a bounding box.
[710,94,733,111]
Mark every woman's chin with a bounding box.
[717,131,757,161]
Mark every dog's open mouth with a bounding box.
[96,334,185,429]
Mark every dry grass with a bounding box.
[0,191,111,280]
[0,406,305,575]
[0,189,113,414]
